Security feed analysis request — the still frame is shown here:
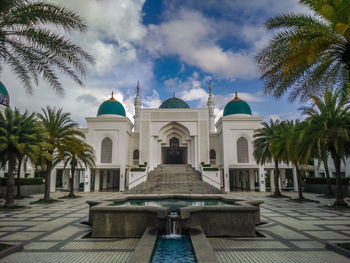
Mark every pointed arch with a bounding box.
[101,137,112,163]
[237,137,249,163]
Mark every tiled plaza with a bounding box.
[0,192,349,263]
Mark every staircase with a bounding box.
[125,164,223,194]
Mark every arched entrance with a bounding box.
[158,122,191,165]
[162,137,187,164]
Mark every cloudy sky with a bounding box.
[4,0,311,126]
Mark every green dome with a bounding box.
[159,96,190,109]
[223,93,252,116]
[97,94,126,117]
[0,82,9,107]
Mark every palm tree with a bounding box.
[37,106,85,200]
[0,0,94,94]
[253,119,284,196]
[256,0,350,101]
[55,141,95,197]
[0,108,43,207]
[300,89,350,206]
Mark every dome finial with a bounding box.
[233,91,240,101]
[173,92,176,98]
[136,80,140,96]
[209,80,212,95]
[108,91,116,101]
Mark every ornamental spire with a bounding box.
[233,91,241,101]
[173,92,176,98]
[209,80,212,95]
[108,91,116,101]
[136,80,140,96]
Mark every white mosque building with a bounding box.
[2,80,345,193]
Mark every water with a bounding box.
[151,235,197,263]
[113,198,237,211]
[167,212,181,235]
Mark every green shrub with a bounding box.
[0,177,44,186]
[305,177,349,185]
[203,167,219,171]
[131,168,146,172]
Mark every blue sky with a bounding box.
[4,0,311,126]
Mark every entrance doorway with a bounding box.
[162,137,187,164]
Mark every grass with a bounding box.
[0,205,26,210]
[59,194,82,199]
[266,194,291,198]
[30,198,62,204]
[338,243,350,251]
[0,244,12,252]
[287,198,320,203]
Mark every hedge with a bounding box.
[305,177,350,185]
[0,177,44,186]
[203,167,219,171]
[130,168,146,172]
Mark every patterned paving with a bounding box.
[0,192,349,262]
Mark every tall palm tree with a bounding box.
[256,0,350,101]
[0,0,94,93]
[37,106,84,200]
[0,108,43,207]
[55,141,95,197]
[300,89,350,206]
[253,119,284,196]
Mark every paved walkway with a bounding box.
[0,192,349,262]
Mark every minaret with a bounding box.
[134,81,141,133]
[207,80,216,134]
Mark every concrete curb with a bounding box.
[0,243,23,259]
[190,226,219,263]
[128,226,158,263]
[325,242,350,259]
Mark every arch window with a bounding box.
[170,137,179,149]
[210,149,216,165]
[133,150,139,165]
[237,137,249,163]
[101,137,113,163]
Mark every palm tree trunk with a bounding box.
[331,152,347,206]
[274,161,281,196]
[322,157,333,196]
[44,162,52,200]
[5,153,17,207]
[16,157,23,198]
[295,164,303,200]
[69,166,75,197]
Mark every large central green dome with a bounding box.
[159,95,190,109]
[223,92,252,116]
[0,82,10,107]
[97,92,126,117]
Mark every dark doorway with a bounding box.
[162,137,187,164]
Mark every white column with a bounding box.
[224,166,230,192]
[84,168,91,192]
[94,170,100,192]
[293,167,298,192]
[50,169,57,192]
[249,169,255,191]
[103,171,107,190]
[120,165,125,192]
[194,136,198,170]
[280,169,286,190]
[270,169,275,192]
[259,165,266,192]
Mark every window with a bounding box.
[237,137,249,163]
[170,137,179,149]
[101,137,113,163]
[133,150,139,165]
[210,149,216,165]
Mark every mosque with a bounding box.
[2,81,340,193]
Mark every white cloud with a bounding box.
[142,90,162,108]
[145,9,257,79]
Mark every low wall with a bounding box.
[304,184,349,196]
[201,170,220,189]
[128,170,147,189]
[0,184,44,196]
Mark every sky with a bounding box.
[3,0,312,126]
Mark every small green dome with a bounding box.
[159,95,190,109]
[0,82,9,107]
[97,93,126,117]
[223,92,252,116]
